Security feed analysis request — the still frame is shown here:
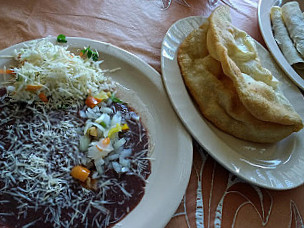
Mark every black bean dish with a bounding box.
[0,38,152,228]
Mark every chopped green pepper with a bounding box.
[99,121,107,128]
[57,34,67,43]
[81,46,99,61]
[110,94,123,103]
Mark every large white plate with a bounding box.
[161,16,304,190]
[258,0,304,90]
[0,37,192,228]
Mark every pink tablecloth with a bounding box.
[0,1,303,227]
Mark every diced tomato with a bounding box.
[25,84,43,91]
[85,95,101,108]
[0,69,14,74]
[70,165,90,182]
[38,92,48,103]
[102,137,110,145]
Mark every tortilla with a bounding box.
[271,6,304,68]
[282,1,304,58]
[177,6,303,143]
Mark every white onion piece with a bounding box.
[121,167,130,173]
[7,86,15,92]
[92,106,100,113]
[106,98,113,106]
[79,135,90,152]
[95,157,105,166]
[83,120,93,134]
[120,149,132,158]
[86,108,100,119]
[119,157,130,168]
[79,110,87,118]
[86,108,95,119]
[107,154,119,161]
[80,156,89,165]
[111,112,122,127]
[95,162,104,175]
[113,138,126,150]
[95,113,111,127]
[92,171,100,179]
[91,122,106,133]
[131,113,140,121]
[94,158,105,175]
[124,112,131,120]
[112,161,121,173]
[114,146,124,154]
[99,107,113,114]
[97,128,103,138]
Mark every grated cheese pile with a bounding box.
[7,38,115,108]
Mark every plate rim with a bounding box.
[161,15,304,190]
[257,0,304,91]
[0,36,193,228]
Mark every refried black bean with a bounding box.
[0,89,151,228]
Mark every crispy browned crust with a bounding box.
[177,6,303,143]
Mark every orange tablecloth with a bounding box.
[0,1,303,227]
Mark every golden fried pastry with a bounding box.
[177,6,303,143]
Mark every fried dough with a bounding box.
[177,6,303,143]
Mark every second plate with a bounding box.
[161,16,304,190]
[258,0,304,90]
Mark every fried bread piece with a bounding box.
[177,6,303,143]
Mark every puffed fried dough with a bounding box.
[207,6,303,129]
[177,6,303,143]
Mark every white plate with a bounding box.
[258,0,304,90]
[161,16,304,190]
[0,37,193,228]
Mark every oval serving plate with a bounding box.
[161,16,304,190]
[258,0,304,90]
[0,37,192,228]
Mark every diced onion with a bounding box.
[111,112,122,127]
[120,149,132,158]
[99,107,113,114]
[79,135,90,152]
[119,157,130,168]
[113,138,126,150]
[112,162,121,173]
[107,154,119,161]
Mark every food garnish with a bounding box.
[38,92,48,102]
[0,69,14,74]
[81,46,99,61]
[85,95,102,108]
[71,165,91,182]
[6,38,114,107]
[25,84,43,91]
[56,34,67,43]
[110,93,123,103]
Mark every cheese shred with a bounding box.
[8,38,115,108]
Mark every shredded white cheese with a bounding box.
[8,38,115,108]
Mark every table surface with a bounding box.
[0,0,304,227]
